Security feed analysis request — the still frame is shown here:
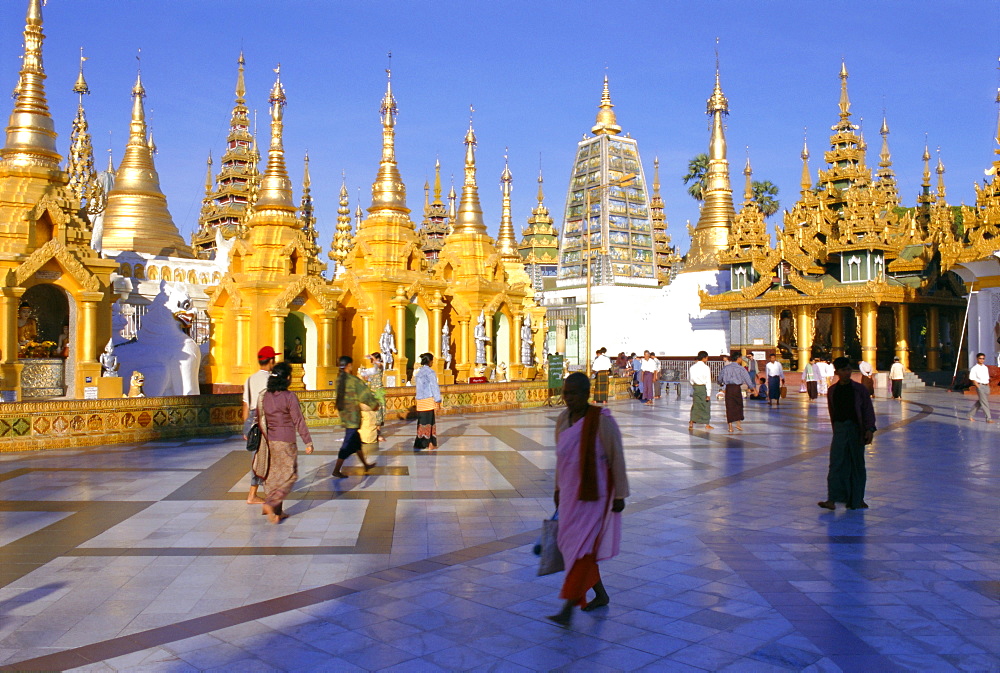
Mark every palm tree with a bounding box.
[751,180,780,218]
[682,154,709,202]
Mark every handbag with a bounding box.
[250,392,270,480]
[245,422,262,452]
[780,385,788,399]
[537,517,564,576]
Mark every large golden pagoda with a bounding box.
[702,62,968,372]
[0,0,117,399]
[207,66,338,389]
[100,71,193,258]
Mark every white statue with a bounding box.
[542,336,549,365]
[379,320,396,371]
[520,314,533,366]
[214,227,235,271]
[474,310,490,365]
[113,281,202,396]
[100,339,119,377]
[88,158,114,257]
[441,321,452,369]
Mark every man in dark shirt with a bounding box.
[819,357,876,511]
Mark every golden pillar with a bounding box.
[75,291,105,399]
[830,307,845,358]
[391,287,408,384]
[894,303,910,370]
[926,306,940,371]
[361,311,373,358]
[511,313,523,380]
[860,302,877,364]
[428,292,444,377]
[234,308,251,381]
[796,305,813,371]
[0,289,25,399]
[484,312,494,368]
[317,312,336,389]
[456,317,470,381]
[268,308,289,362]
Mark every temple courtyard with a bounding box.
[0,386,997,672]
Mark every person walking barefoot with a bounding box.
[547,373,628,627]
[331,356,379,478]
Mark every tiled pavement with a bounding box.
[0,386,997,672]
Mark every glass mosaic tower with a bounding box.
[557,77,656,285]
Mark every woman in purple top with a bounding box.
[254,362,314,523]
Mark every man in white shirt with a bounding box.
[967,352,993,423]
[765,354,785,407]
[592,347,612,405]
[889,356,905,400]
[688,350,713,430]
[243,346,278,504]
[640,351,659,406]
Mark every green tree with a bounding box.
[682,153,709,202]
[751,180,780,218]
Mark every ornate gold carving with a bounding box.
[14,239,101,291]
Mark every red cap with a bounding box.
[257,346,280,360]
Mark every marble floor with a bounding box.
[0,386,997,672]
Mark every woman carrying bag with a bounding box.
[413,353,442,450]
[254,362,314,524]
[359,352,388,444]
[332,355,379,478]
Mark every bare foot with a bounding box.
[848,501,869,510]
[247,496,265,504]
[817,500,835,510]
[736,423,743,431]
[705,425,715,430]
[546,612,571,626]
[688,422,694,430]
[362,462,375,471]
[332,471,347,478]
[582,596,609,612]
[262,504,286,524]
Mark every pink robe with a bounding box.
[556,408,622,565]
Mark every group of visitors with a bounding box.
[623,351,661,405]
[241,346,444,524]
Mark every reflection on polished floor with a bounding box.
[0,387,997,672]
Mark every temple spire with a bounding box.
[935,149,946,201]
[800,131,811,193]
[368,65,409,218]
[743,151,753,203]
[879,115,892,168]
[453,106,487,234]
[300,152,317,243]
[67,49,96,207]
[330,176,353,265]
[837,60,851,126]
[253,64,295,213]
[203,151,213,196]
[497,150,518,259]
[1,0,59,168]
[921,142,931,189]
[591,75,622,136]
[433,158,443,204]
[686,43,734,269]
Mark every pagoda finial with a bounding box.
[536,165,545,205]
[432,157,443,204]
[935,148,946,201]
[330,175,353,264]
[653,156,662,195]
[497,149,518,258]
[800,129,811,193]
[994,80,1000,152]
[707,38,729,116]
[453,105,487,234]
[591,74,622,136]
[253,64,295,212]
[921,139,931,189]
[203,151,213,195]
[447,175,457,231]
[838,60,851,121]
[368,61,409,218]
[743,148,753,203]
[2,0,59,167]
[879,114,892,168]
[235,51,246,103]
[67,48,96,206]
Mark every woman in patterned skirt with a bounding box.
[359,352,387,443]
[413,353,441,450]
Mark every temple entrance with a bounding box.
[492,310,510,378]
[19,284,72,398]
[284,311,317,390]
[876,306,895,370]
[405,303,428,380]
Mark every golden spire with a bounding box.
[536,166,546,207]
[743,150,753,203]
[299,152,317,244]
[921,141,931,189]
[800,131,811,193]
[67,49,96,207]
[591,75,622,136]
[936,148,946,201]
[433,158,443,204]
[497,149,518,259]
[448,177,457,227]
[251,64,294,215]
[837,60,851,125]
[653,156,662,195]
[236,51,246,104]
[994,81,1000,153]
[330,176,353,264]
[101,67,192,257]
[686,44,734,269]
[453,106,487,234]
[368,64,410,218]
[423,178,430,213]
[879,115,892,168]
[203,151,213,196]
[1,0,59,168]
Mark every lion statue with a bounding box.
[125,370,146,398]
[114,281,202,396]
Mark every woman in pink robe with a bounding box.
[548,372,629,626]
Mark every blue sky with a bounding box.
[1,1,998,255]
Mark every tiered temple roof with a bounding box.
[418,160,449,261]
[518,169,559,289]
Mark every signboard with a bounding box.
[547,354,565,390]
[83,386,98,400]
